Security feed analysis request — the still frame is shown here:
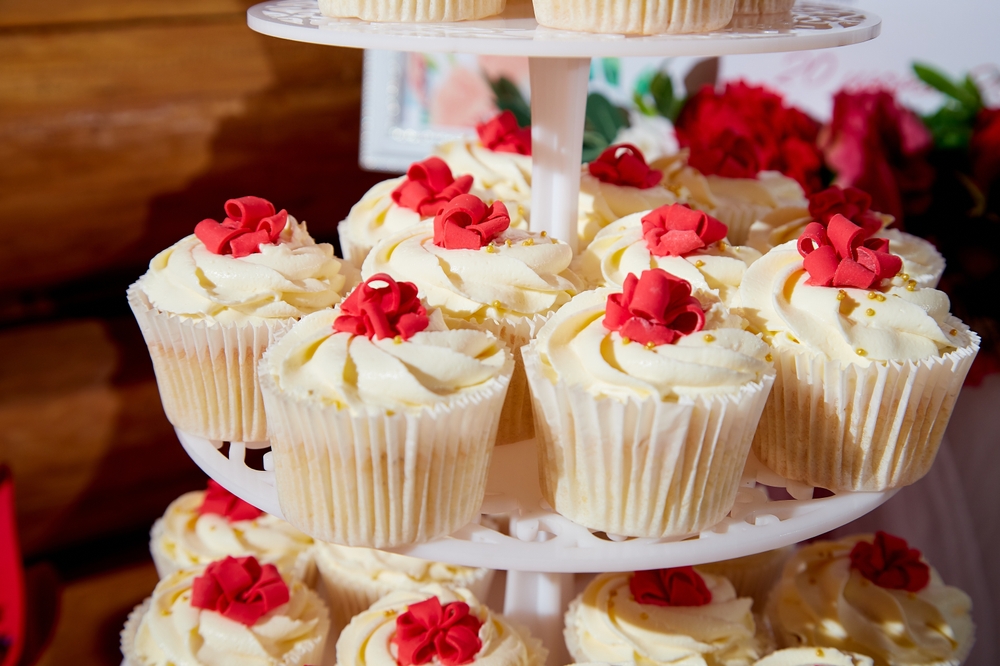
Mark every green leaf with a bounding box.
[633,91,656,117]
[649,71,675,119]
[581,130,609,164]
[602,58,621,86]
[913,62,980,111]
[489,76,531,128]
[962,75,984,110]
[585,93,628,144]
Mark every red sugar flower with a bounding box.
[198,480,262,522]
[392,158,474,217]
[630,567,712,607]
[850,531,930,593]
[392,597,484,666]
[641,204,728,257]
[433,194,510,250]
[797,215,902,289]
[588,144,663,190]
[477,110,531,156]
[604,269,705,347]
[191,556,289,626]
[808,185,884,237]
[194,196,288,259]
[333,274,429,342]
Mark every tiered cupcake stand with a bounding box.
[189,4,887,664]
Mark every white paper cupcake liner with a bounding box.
[733,0,793,13]
[337,219,373,272]
[714,201,773,247]
[697,546,794,610]
[128,282,294,443]
[524,345,775,538]
[319,0,505,21]
[120,598,150,666]
[753,321,980,491]
[533,0,736,34]
[260,354,513,548]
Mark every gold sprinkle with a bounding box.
[551,238,559,244]
[621,337,631,345]
[866,308,875,316]
[719,242,728,250]
[393,335,402,344]
[906,280,917,291]
[899,272,910,281]
[485,244,496,253]
[868,291,878,300]
[639,612,650,621]
[521,238,534,246]
[876,294,886,302]
[950,328,958,336]
[703,334,715,343]
[384,610,395,618]
[540,230,547,237]
[786,333,799,343]
[836,290,847,301]
[856,348,867,357]
[694,260,705,268]
[505,239,512,247]
[816,648,825,658]
[765,353,773,362]
[645,341,656,350]
[491,300,502,310]
[518,205,525,218]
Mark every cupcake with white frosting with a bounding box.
[576,203,761,307]
[336,584,546,666]
[260,273,513,547]
[697,546,794,611]
[523,269,774,537]
[533,0,737,34]
[149,481,312,579]
[738,216,977,491]
[121,555,328,666]
[754,648,873,666]
[318,0,505,22]
[767,532,974,666]
[564,568,762,665]
[128,196,357,443]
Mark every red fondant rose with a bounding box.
[588,144,663,190]
[850,531,930,593]
[392,158,474,217]
[797,215,902,289]
[630,567,712,607]
[198,480,262,522]
[641,204,728,257]
[808,185,884,237]
[604,269,705,347]
[433,194,510,250]
[333,274,429,342]
[477,110,531,156]
[194,196,288,259]
[191,556,289,626]
[392,596,484,666]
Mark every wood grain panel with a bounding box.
[0,1,253,29]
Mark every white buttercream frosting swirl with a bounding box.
[767,536,974,666]
[264,307,510,413]
[336,584,546,666]
[133,567,328,666]
[753,647,874,666]
[565,570,761,666]
[151,491,312,577]
[313,543,486,589]
[578,170,677,247]
[362,220,580,324]
[435,138,533,205]
[139,215,356,324]
[575,210,761,307]
[738,240,967,367]
[533,288,771,401]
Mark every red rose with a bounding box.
[629,567,712,607]
[191,556,289,626]
[808,185,883,236]
[333,274,429,342]
[797,215,902,289]
[199,480,262,522]
[821,89,935,222]
[433,194,510,250]
[588,144,663,189]
[392,597,484,666]
[675,82,823,192]
[970,107,1000,192]
[391,158,474,217]
[850,531,930,593]
[641,204,728,257]
[193,196,288,259]
[603,269,705,347]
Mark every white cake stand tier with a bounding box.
[247,1,880,253]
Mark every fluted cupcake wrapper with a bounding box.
[534,0,736,34]
[260,355,512,548]
[697,546,794,610]
[752,321,980,492]
[128,282,293,443]
[733,0,794,14]
[524,345,775,538]
[319,0,505,21]
[337,219,373,273]
[713,201,775,247]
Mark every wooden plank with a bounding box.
[0,1,252,29]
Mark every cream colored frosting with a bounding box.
[738,240,967,367]
[565,571,761,666]
[139,215,356,324]
[362,220,580,324]
[151,491,312,576]
[435,138,533,205]
[753,647,874,666]
[533,288,771,402]
[264,307,510,413]
[337,584,546,666]
[313,542,486,589]
[134,567,328,666]
[767,536,975,666]
[578,170,677,247]
[575,210,761,306]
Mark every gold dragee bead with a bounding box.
[694,260,705,268]
[393,335,403,344]
[856,348,868,357]
[719,242,727,250]
[485,244,496,253]
[505,239,512,247]
[540,230,547,237]
[836,290,847,301]
[703,334,715,342]
[645,341,656,350]
[876,294,886,301]
[866,308,875,316]
[906,280,917,291]
[900,273,910,281]
[950,328,958,336]
[765,353,773,362]
[491,300,502,310]
[621,337,631,345]
[522,238,534,246]
[868,291,877,300]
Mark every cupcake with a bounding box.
[128,196,357,443]
[575,203,761,307]
[121,555,329,666]
[767,532,975,666]
[733,0,794,14]
[578,144,677,247]
[260,273,513,547]
[533,0,737,34]
[754,648,874,666]
[697,546,794,611]
[149,480,313,579]
[746,186,945,288]
[523,269,774,537]
[337,584,546,666]
[363,195,580,444]
[738,217,978,491]
[564,568,762,665]
[311,542,493,637]
[318,0,505,21]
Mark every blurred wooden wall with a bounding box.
[0,0,385,558]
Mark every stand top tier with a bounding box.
[247,1,880,58]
